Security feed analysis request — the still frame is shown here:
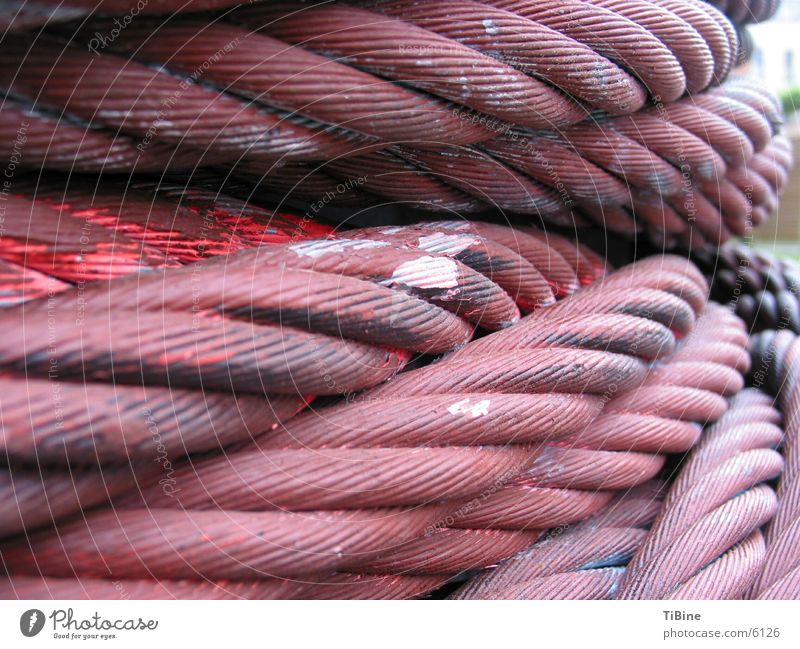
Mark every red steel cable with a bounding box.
[451,481,665,599]
[749,337,800,599]
[618,389,783,599]
[0,256,702,594]
[232,1,588,129]
[0,4,791,245]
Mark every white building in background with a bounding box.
[748,4,800,94]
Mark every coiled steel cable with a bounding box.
[0,177,333,291]
[279,83,790,245]
[0,216,603,548]
[101,17,496,148]
[705,0,781,24]
[749,337,800,599]
[153,262,725,589]
[0,193,177,281]
[0,257,703,592]
[0,34,379,164]
[349,297,748,598]
[695,243,800,334]
[455,382,781,599]
[618,388,783,599]
[450,481,665,599]
[0,3,790,243]
[0,250,561,463]
[0,259,68,307]
[1,0,248,33]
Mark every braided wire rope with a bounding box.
[748,335,800,599]
[0,254,706,598]
[449,481,666,599]
[0,210,604,542]
[618,388,783,598]
[0,0,794,603]
[695,243,800,334]
[430,301,750,599]
[0,1,791,245]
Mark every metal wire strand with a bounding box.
[618,389,783,599]
[749,338,800,599]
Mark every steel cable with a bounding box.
[450,481,665,599]
[0,256,702,592]
[455,380,779,599]
[0,177,333,290]
[695,243,800,335]
[363,298,747,597]
[705,0,781,24]
[618,389,783,599]
[749,337,800,599]
[0,216,605,547]
[0,2,790,245]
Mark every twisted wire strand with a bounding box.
[749,337,800,599]
[1,3,790,243]
[481,0,692,101]
[0,34,377,164]
[0,218,606,547]
[357,528,541,576]
[0,570,450,600]
[355,0,650,114]
[528,230,611,285]
[322,150,487,213]
[0,463,151,539]
[103,18,495,149]
[0,0,247,33]
[705,0,781,24]
[0,213,606,468]
[0,256,702,590]
[1,1,86,33]
[0,505,454,580]
[0,0,790,601]
[655,0,738,81]
[0,307,413,395]
[0,574,312,600]
[0,379,307,465]
[23,178,335,260]
[6,264,748,596]
[453,223,588,295]
[503,304,745,494]
[695,242,800,334]
[618,388,783,599]
[231,1,589,129]
[178,238,523,330]
[0,177,332,288]
[196,263,725,590]
[0,193,178,281]
[426,301,748,599]
[388,145,577,222]
[0,97,228,174]
[450,481,665,599]
[229,160,380,210]
[119,446,539,512]
[319,80,788,245]
[581,0,717,93]
[3,171,603,315]
[0,258,68,307]
[455,368,775,599]
[124,276,682,512]
[457,568,626,599]
[345,224,561,310]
